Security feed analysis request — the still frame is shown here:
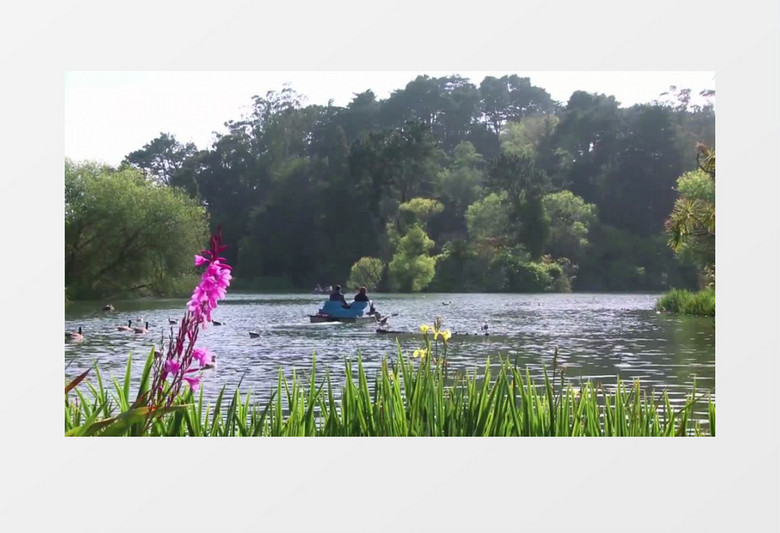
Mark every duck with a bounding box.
[202,355,217,370]
[168,318,177,325]
[212,320,223,326]
[66,327,84,342]
[102,304,115,312]
[117,320,133,331]
[481,320,489,336]
[133,322,149,334]
[248,331,260,338]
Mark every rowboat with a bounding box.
[309,299,376,324]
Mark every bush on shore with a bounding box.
[656,288,715,317]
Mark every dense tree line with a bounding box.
[75,74,714,296]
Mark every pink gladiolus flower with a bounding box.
[192,347,213,367]
[184,376,200,392]
[147,226,230,415]
[165,359,181,376]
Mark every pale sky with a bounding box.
[64,71,715,167]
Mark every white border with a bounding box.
[3,1,779,532]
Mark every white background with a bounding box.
[1,1,779,532]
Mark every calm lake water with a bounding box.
[65,292,715,424]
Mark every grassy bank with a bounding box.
[65,348,714,437]
[656,288,715,317]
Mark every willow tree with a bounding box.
[65,159,209,299]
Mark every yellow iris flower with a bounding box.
[420,324,430,334]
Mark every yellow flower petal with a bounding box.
[420,324,429,334]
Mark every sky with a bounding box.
[64,70,715,167]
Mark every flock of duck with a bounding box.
[66,303,229,344]
[66,303,491,344]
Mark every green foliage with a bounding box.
[656,289,715,317]
[596,105,683,236]
[465,192,511,249]
[66,350,713,437]
[429,240,488,292]
[676,169,715,203]
[576,223,694,291]
[542,190,598,262]
[123,132,198,185]
[500,114,559,157]
[388,226,437,292]
[665,148,715,289]
[485,153,552,258]
[479,75,556,135]
[65,159,209,299]
[95,73,713,294]
[347,257,385,290]
[398,197,444,228]
[488,252,568,292]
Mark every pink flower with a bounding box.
[148,226,230,410]
[165,359,181,376]
[192,347,213,367]
[184,376,200,392]
[187,260,233,325]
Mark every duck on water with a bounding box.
[66,327,84,342]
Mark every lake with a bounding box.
[65,292,715,425]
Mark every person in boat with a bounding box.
[329,285,349,307]
[353,286,377,315]
[353,286,370,302]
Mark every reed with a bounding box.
[656,288,715,317]
[65,346,714,437]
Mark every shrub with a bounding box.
[656,288,715,317]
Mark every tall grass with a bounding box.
[656,288,715,317]
[65,347,714,437]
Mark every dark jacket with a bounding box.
[353,292,370,302]
[329,291,348,304]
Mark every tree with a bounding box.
[598,104,684,236]
[435,141,485,239]
[383,121,442,204]
[124,132,198,186]
[665,144,715,287]
[347,257,385,290]
[479,75,555,135]
[465,192,511,251]
[387,226,437,292]
[398,197,444,228]
[500,115,559,158]
[542,190,598,262]
[549,91,623,203]
[65,160,209,299]
[486,153,552,258]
